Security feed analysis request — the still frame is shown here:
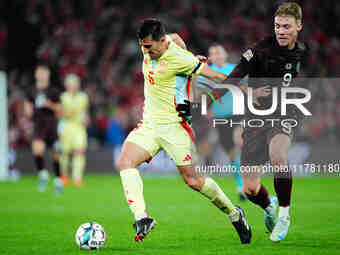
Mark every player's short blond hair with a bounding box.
[275,2,302,25]
[209,43,226,52]
[64,74,80,86]
[208,43,228,56]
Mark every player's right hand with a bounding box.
[252,86,271,105]
[253,86,271,97]
[196,55,209,63]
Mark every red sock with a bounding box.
[274,169,292,207]
[35,155,44,171]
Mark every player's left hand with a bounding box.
[253,86,271,98]
[252,86,271,105]
[176,100,191,118]
[196,55,208,63]
[253,86,271,97]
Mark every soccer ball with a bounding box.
[75,222,106,250]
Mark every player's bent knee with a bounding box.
[116,155,136,171]
[243,186,258,196]
[184,177,201,191]
[269,152,287,166]
[74,149,85,156]
[243,180,260,196]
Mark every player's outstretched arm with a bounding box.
[226,63,271,103]
[199,64,227,84]
[45,100,62,118]
[168,33,187,50]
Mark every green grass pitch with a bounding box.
[1,175,340,255]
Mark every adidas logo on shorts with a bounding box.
[183,154,192,162]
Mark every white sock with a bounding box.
[38,169,49,180]
[265,201,275,214]
[120,168,148,221]
[200,177,236,216]
[278,206,290,218]
[135,212,148,221]
[54,177,63,187]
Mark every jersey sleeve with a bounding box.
[172,49,205,76]
[225,47,258,85]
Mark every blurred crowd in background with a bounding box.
[7,0,340,150]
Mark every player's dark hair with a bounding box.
[35,62,63,88]
[137,18,166,41]
[275,2,302,24]
[36,62,51,71]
